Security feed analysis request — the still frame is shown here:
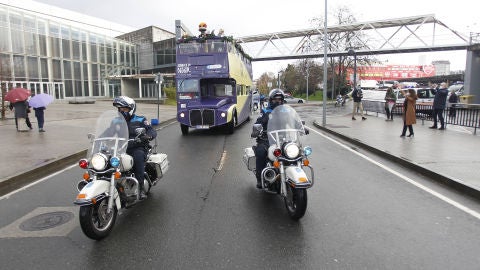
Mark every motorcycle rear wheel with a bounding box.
[79,198,117,240]
[284,186,307,220]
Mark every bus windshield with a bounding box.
[177,79,200,100]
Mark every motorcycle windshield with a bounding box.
[87,110,129,158]
[267,104,306,146]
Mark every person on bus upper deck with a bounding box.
[251,89,286,189]
[113,96,157,200]
[198,22,207,38]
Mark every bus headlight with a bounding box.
[221,112,226,118]
[180,112,185,118]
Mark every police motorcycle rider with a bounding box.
[113,96,157,200]
[252,89,286,189]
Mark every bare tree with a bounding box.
[256,72,276,95]
[309,5,377,97]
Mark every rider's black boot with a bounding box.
[255,174,262,189]
[139,186,147,200]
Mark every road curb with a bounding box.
[0,150,87,196]
[0,118,177,197]
[312,120,480,200]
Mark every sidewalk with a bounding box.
[0,100,177,194]
[313,110,480,198]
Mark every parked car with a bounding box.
[393,87,435,117]
[448,84,464,97]
[394,87,435,104]
[284,95,305,103]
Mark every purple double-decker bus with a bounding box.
[175,36,253,135]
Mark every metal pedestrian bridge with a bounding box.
[234,14,474,61]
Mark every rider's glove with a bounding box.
[140,135,151,142]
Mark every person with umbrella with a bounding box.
[29,93,54,132]
[5,87,31,132]
[9,100,29,132]
[33,106,46,132]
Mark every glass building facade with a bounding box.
[0,4,138,99]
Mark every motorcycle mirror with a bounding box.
[251,124,263,138]
[87,133,95,140]
[135,127,146,135]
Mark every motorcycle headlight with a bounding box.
[110,156,120,168]
[304,146,312,156]
[91,153,108,171]
[284,142,300,159]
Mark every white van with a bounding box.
[394,87,435,104]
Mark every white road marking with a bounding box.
[307,125,480,220]
[0,164,77,201]
[216,151,227,171]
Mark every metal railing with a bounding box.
[362,99,480,135]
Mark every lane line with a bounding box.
[216,151,227,171]
[0,164,77,201]
[307,125,480,220]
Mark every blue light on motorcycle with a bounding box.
[304,146,312,156]
[110,156,120,167]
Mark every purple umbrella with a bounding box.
[28,93,54,108]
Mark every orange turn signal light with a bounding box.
[83,172,90,180]
[273,160,280,168]
[114,171,121,179]
[303,159,310,166]
[77,193,86,199]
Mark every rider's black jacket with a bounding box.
[254,107,273,145]
[126,114,157,150]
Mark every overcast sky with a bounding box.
[30,0,480,78]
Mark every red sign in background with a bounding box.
[347,65,436,81]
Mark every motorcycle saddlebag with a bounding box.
[146,153,169,181]
[243,147,256,171]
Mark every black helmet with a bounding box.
[268,89,285,109]
[113,96,136,117]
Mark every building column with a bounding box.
[138,77,143,98]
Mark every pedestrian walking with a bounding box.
[10,100,29,131]
[25,101,33,130]
[34,106,46,132]
[351,87,367,120]
[384,87,396,121]
[430,82,449,130]
[448,89,458,118]
[400,89,417,137]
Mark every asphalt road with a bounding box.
[0,107,479,269]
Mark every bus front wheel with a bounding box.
[226,112,237,134]
[180,124,189,135]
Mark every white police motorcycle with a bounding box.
[243,104,314,220]
[74,110,168,240]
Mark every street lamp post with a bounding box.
[277,71,282,89]
[348,49,357,91]
[155,73,164,122]
[306,63,310,102]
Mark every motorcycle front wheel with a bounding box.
[79,198,117,240]
[284,186,307,220]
